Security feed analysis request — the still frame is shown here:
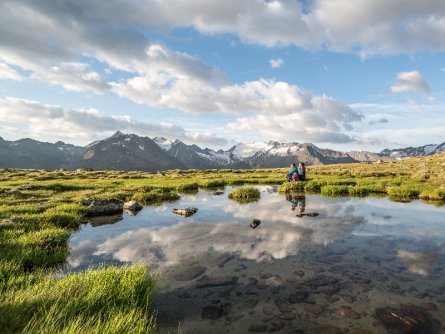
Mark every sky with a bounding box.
[0,0,444,152]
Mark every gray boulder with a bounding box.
[80,198,124,216]
[172,207,198,217]
[123,200,143,211]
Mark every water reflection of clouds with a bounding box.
[69,194,367,269]
[397,249,441,277]
[67,191,445,272]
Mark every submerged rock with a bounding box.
[201,305,223,320]
[123,200,143,211]
[303,275,338,289]
[335,306,360,319]
[304,303,325,315]
[248,324,268,332]
[80,198,124,216]
[257,275,284,289]
[288,290,308,303]
[196,275,238,288]
[304,325,343,334]
[172,207,198,217]
[250,219,261,228]
[174,265,207,281]
[375,304,430,334]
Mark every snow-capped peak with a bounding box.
[231,142,269,159]
[153,137,174,151]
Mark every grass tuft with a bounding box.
[228,187,261,200]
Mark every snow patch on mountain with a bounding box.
[153,137,174,151]
[196,150,234,165]
[231,142,269,159]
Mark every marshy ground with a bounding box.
[0,153,444,333]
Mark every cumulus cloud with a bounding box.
[390,71,431,94]
[269,58,284,69]
[0,97,226,146]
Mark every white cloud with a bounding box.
[390,71,431,94]
[0,97,227,146]
[0,63,23,81]
[269,58,284,69]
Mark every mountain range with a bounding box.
[0,132,444,171]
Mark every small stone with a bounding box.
[174,265,207,281]
[262,305,275,316]
[201,305,223,320]
[178,292,191,299]
[196,275,238,288]
[303,275,338,289]
[257,275,284,289]
[123,200,143,211]
[277,312,296,321]
[243,299,259,309]
[172,207,198,217]
[304,325,342,334]
[274,298,290,313]
[340,295,353,303]
[294,270,305,277]
[289,290,308,304]
[421,302,438,311]
[268,321,285,332]
[250,219,261,228]
[285,276,299,284]
[215,253,235,267]
[304,304,325,315]
[335,306,360,319]
[226,314,244,322]
[248,324,268,332]
[375,304,430,333]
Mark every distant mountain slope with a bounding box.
[3,131,444,171]
[0,137,85,169]
[77,132,185,171]
[380,142,445,159]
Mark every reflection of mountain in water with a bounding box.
[69,194,366,270]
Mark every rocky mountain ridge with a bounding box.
[1,132,444,171]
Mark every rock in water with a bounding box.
[174,265,207,281]
[172,207,198,217]
[250,219,261,228]
[80,198,124,216]
[201,305,223,320]
[196,275,238,288]
[375,304,430,334]
[123,200,143,211]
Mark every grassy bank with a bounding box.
[0,153,444,332]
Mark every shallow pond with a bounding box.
[67,186,445,333]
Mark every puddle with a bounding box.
[67,186,445,333]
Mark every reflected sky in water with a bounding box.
[67,187,445,333]
[67,187,445,275]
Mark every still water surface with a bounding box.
[67,186,445,333]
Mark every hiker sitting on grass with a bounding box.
[298,162,306,181]
[286,162,298,181]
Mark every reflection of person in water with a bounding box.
[286,194,305,216]
[285,194,319,218]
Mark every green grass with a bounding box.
[0,265,156,334]
[1,153,445,332]
[228,187,261,200]
[320,185,349,196]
